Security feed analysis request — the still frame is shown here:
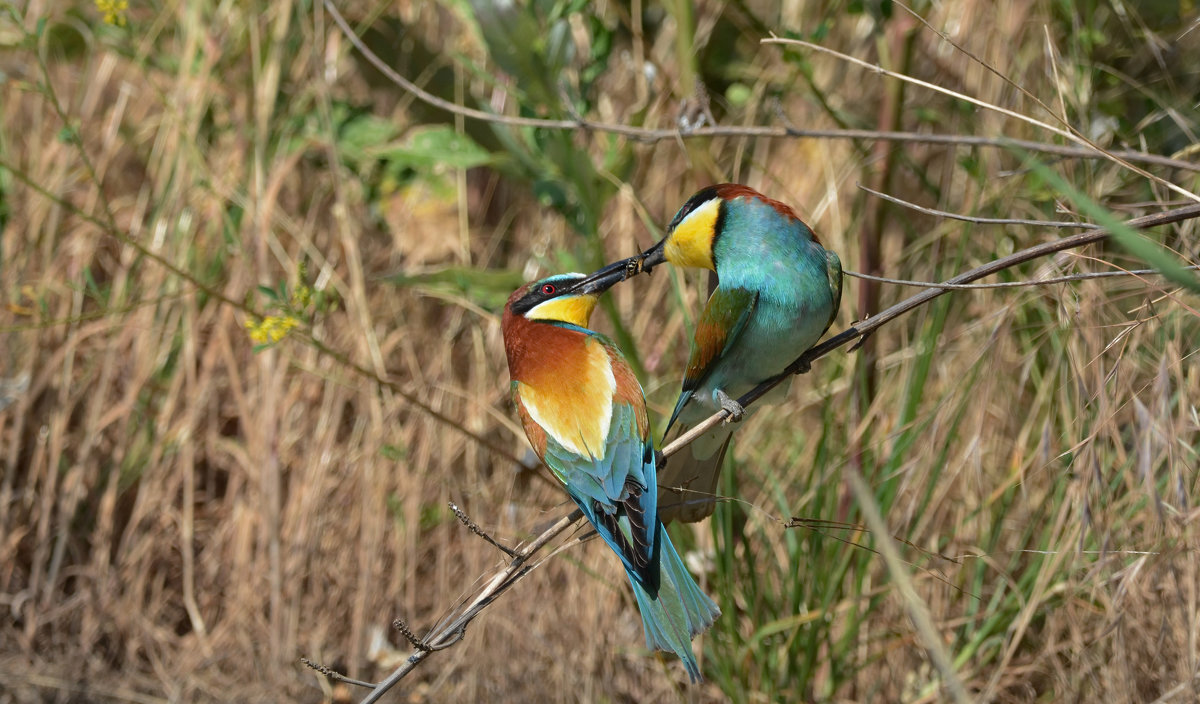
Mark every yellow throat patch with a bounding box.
[665,197,719,271]
[525,293,599,327]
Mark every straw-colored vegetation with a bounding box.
[2,0,1198,701]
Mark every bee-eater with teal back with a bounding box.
[638,184,843,523]
[501,266,721,681]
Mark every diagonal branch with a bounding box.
[351,510,584,704]
[338,201,1200,703]
[846,264,1200,291]
[665,201,1200,453]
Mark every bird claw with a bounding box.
[716,389,744,423]
[848,329,873,353]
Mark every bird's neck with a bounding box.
[504,313,596,383]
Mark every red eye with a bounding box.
[540,284,556,295]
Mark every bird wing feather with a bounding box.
[539,401,661,590]
[665,286,758,433]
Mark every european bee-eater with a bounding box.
[639,184,843,523]
[502,268,721,681]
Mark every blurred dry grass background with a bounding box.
[1,0,1198,702]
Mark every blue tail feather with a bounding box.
[627,527,721,682]
[547,405,718,679]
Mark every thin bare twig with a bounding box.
[302,334,525,463]
[846,265,1200,290]
[392,618,463,652]
[897,0,1200,203]
[857,185,1102,228]
[449,502,519,558]
[391,619,432,652]
[785,518,976,599]
[853,186,1200,287]
[356,510,583,704]
[760,36,1200,205]
[787,518,963,566]
[300,658,375,688]
[320,1,1200,173]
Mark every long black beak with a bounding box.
[570,237,670,295]
[638,238,667,273]
[569,258,639,295]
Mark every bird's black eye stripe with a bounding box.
[512,279,570,315]
[666,185,721,233]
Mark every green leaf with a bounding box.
[336,111,401,163]
[419,502,448,530]
[83,266,103,301]
[385,493,404,523]
[383,266,527,310]
[375,126,493,171]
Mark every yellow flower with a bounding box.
[290,283,313,310]
[245,315,299,345]
[95,0,129,27]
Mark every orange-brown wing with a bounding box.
[511,382,548,460]
[666,286,757,431]
[604,342,649,441]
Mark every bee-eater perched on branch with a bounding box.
[502,266,720,681]
[639,184,843,523]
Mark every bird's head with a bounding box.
[636,184,805,274]
[638,185,725,273]
[504,262,632,328]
